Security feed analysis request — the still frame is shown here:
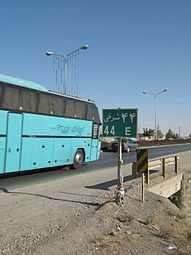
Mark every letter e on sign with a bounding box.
[125,127,131,136]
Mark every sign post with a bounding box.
[116,138,124,204]
[136,149,149,203]
[102,109,138,204]
[141,173,145,203]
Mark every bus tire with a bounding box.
[72,149,85,169]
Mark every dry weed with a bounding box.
[116,214,135,225]
[159,225,174,239]
[145,215,156,225]
[186,231,191,242]
[168,210,187,220]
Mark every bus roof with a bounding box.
[48,90,95,104]
[0,74,48,92]
[0,74,101,123]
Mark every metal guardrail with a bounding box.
[132,155,179,185]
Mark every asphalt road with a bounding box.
[0,143,191,191]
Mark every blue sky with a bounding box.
[0,0,191,136]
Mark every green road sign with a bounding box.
[102,108,138,138]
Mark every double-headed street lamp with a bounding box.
[46,45,88,94]
[143,89,167,139]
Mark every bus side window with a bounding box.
[3,86,20,110]
[38,94,48,115]
[20,90,38,113]
[53,96,66,116]
[86,104,100,123]
[65,98,76,118]
[0,84,4,107]
[75,101,86,119]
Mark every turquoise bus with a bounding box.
[0,74,101,174]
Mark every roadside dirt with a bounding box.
[0,176,191,255]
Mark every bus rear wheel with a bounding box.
[72,149,85,169]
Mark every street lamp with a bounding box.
[46,45,88,94]
[143,89,167,140]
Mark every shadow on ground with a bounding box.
[85,170,160,190]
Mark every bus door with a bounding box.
[90,124,99,161]
[5,113,22,173]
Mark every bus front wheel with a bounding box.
[72,149,85,169]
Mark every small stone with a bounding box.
[117,215,129,223]
[168,243,177,250]
[109,231,116,236]
[125,231,132,235]
[116,225,121,231]
[151,225,160,232]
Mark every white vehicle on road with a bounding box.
[111,138,139,152]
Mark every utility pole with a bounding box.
[178,126,181,138]
[143,89,167,140]
[46,45,88,95]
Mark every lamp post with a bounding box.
[143,89,167,140]
[46,45,88,94]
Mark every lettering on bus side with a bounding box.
[51,124,71,134]
[51,124,85,135]
[71,126,85,134]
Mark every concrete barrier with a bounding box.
[147,172,191,216]
[179,172,191,215]
[147,174,183,198]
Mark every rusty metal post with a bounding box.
[175,156,178,174]
[142,173,145,203]
[115,138,124,204]
[132,162,137,177]
[145,169,150,185]
[162,158,166,178]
